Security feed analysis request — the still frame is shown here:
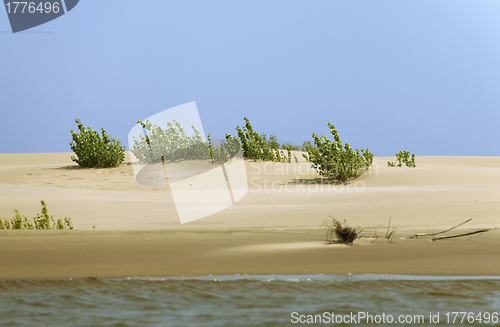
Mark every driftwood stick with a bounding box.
[385,218,391,239]
[432,228,496,241]
[410,218,473,239]
[389,226,397,243]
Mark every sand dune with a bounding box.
[0,152,499,278]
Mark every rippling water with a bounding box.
[1,275,499,326]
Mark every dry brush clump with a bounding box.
[324,216,362,245]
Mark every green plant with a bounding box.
[211,137,241,165]
[132,120,208,164]
[226,118,317,163]
[234,118,272,161]
[304,122,373,182]
[70,119,125,168]
[228,117,296,162]
[324,216,361,245]
[300,140,316,152]
[0,201,74,230]
[387,150,416,168]
[267,135,280,150]
[132,120,240,165]
[279,141,299,151]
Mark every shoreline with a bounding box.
[1,229,499,279]
[3,274,500,282]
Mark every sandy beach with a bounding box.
[0,152,499,279]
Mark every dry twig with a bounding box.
[388,226,397,243]
[410,217,474,239]
[432,228,496,241]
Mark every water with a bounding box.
[1,275,499,326]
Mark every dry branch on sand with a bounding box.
[410,217,496,241]
[368,219,397,244]
[431,228,497,241]
[410,217,474,239]
[324,216,362,245]
[385,218,398,242]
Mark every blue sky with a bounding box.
[1,0,499,156]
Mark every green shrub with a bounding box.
[266,137,315,152]
[70,119,125,168]
[279,141,298,151]
[209,134,241,165]
[233,117,271,161]
[262,134,280,150]
[387,150,416,168]
[303,122,373,182]
[0,200,74,230]
[131,120,239,165]
[227,117,296,162]
[300,140,316,152]
[132,120,208,164]
[225,118,317,163]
